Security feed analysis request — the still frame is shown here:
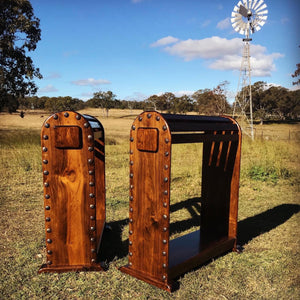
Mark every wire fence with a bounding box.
[252,128,300,141]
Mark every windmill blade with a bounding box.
[254,25,261,32]
[242,0,248,9]
[257,9,268,16]
[250,0,259,10]
[257,20,266,26]
[231,14,242,23]
[234,1,243,11]
[257,15,267,21]
[248,0,253,9]
[256,3,267,12]
[235,19,248,31]
[253,0,264,11]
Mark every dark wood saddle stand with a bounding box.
[39,111,106,273]
[120,111,242,292]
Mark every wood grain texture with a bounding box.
[120,112,242,292]
[39,111,105,273]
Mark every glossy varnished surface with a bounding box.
[120,112,241,292]
[39,111,105,273]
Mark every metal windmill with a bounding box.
[231,0,268,139]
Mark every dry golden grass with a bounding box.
[0,109,299,299]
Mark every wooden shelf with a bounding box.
[169,230,235,278]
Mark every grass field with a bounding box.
[0,109,299,299]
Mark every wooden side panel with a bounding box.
[200,129,240,246]
[121,112,171,286]
[39,111,104,272]
[94,135,106,252]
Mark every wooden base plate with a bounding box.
[38,264,104,274]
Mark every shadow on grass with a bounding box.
[98,197,202,262]
[237,203,300,246]
[99,202,300,267]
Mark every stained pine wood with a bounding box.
[120,111,241,292]
[39,111,105,273]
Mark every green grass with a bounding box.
[0,113,299,299]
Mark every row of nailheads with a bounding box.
[128,112,170,281]
[42,112,97,265]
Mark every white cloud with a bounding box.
[163,36,241,61]
[71,78,111,86]
[174,90,195,97]
[217,17,231,30]
[150,36,179,48]
[124,92,148,101]
[151,36,284,77]
[39,85,58,93]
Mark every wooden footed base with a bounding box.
[120,231,236,292]
[38,264,104,274]
[119,266,177,292]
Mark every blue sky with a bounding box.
[30,0,300,102]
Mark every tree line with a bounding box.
[8,81,299,121]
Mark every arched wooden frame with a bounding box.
[39,111,106,273]
[120,111,242,292]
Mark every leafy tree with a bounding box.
[144,94,160,111]
[192,83,230,115]
[212,81,231,114]
[292,63,300,86]
[88,90,117,117]
[291,46,300,86]
[172,94,194,114]
[44,96,84,112]
[161,92,175,113]
[0,0,42,112]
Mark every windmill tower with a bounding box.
[231,0,268,139]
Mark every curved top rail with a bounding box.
[160,113,239,132]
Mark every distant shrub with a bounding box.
[248,164,292,183]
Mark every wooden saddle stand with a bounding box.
[119,111,242,292]
[39,111,106,273]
